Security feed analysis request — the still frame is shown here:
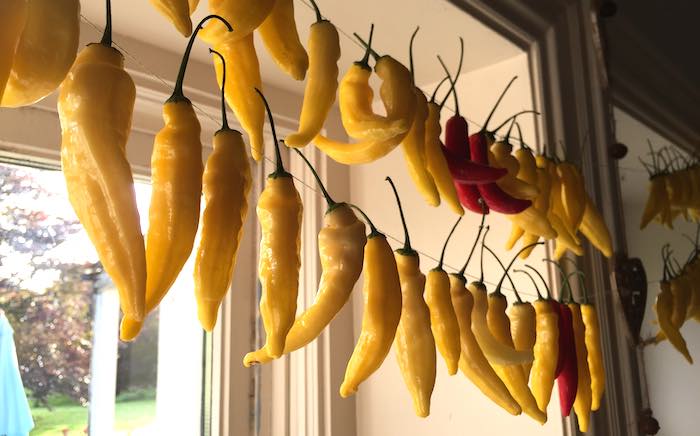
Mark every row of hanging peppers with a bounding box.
[649,234,700,363]
[639,144,700,230]
[1,0,612,429]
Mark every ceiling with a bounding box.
[79,0,522,95]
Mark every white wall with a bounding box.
[347,53,564,436]
[616,108,700,436]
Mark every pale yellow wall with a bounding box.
[346,54,564,436]
[616,108,700,436]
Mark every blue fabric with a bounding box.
[0,314,34,436]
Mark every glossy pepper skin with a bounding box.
[244,152,366,366]
[449,274,521,415]
[424,102,464,215]
[581,304,605,411]
[285,2,340,148]
[655,280,692,363]
[1,0,79,108]
[0,0,28,104]
[340,228,402,397]
[509,301,537,379]
[530,299,559,413]
[256,90,303,359]
[424,218,462,375]
[210,33,265,161]
[557,162,587,232]
[555,302,578,416]
[58,11,145,341]
[386,177,436,417]
[145,16,230,315]
[580,192,614,258]
[570,303,592,432]
[199,0,274,43]
[149,0,193,36]
[258,0,308,80]
[487,292,546,424]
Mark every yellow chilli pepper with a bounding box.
[509,301,537,379]
[149,0,193,36]
[424,99,463,215]
[58,2,145,341]
[243,151,366,366]
[285,0,340,148]
[199,0,274,43]
[490,141,539,200]
[640,176,667,229]
[557,161,587,233]
[340,211,402,398]
[0,0,27,104]
[515,266,559,414]
[569,301,592,433]
[210,33,265,160]
[670,269,692,328]
[579,193,613,258]
[399,28,439,207]
[144,16,231,316]
[655,279,692,363]
[386,177,436,417]
[258,0,308,80]
[450,224,521,416]
[194,49,252,331]
[255,90,303,359]
[468,228,534,366]
[424,217,462,375]
[518,167,555,259]
[1,0,79,108]
[572,273,606,412]
[483,245,546,424]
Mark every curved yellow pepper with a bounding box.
[211,33,265,160]
[490,143,539,200]
[487,292,546,424]
[581,304,605,411]
[258,0,308,80]
[386,177,435,417]
[557,162,586,233]
[256,90,303,359]
[580,193,613,258]
[145,16,231,315]
[449,273,521,416]
[340,217,402,398]
[194,51,251,331]
[149,0,193,36]
[1,0,79,108]
[285,2,340,148]
[0,0,27,104]
[244,152,366,366]
[569,303,592,433]
[199,0,274,43]
[424,218,461,375]
[424,101,464,215]
[58,9,145,341]
[509,301,537,379]
[655,280,692,363]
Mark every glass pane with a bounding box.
[0,161,205,435]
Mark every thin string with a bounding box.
[76,11,658,296]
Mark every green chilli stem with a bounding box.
[525,264,553,300]
[514,269,544,300]
[386,177,415,255]
[436,216,462,271]
[209,49,229,132]
[481,76,518,133]
[294,149,337,210]
[255,88,289,177]
[349,204,381,237]
[483,245,522,303]
[458,212,486,276]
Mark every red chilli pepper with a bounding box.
[437,46,507,184]
[468,77,533,214]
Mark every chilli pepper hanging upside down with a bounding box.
[1,0,80,108]
[483,245,546,424]
[285,0,341,148]
[425,216,462,375]
[58,0,145,341]
[386,177,436,417]
[149,0,194,36]
[450,222,521,416]
[244,150,366,366]
[258,0,308,80]
[0,0,27,104]
[256,90,303,359]
[145,16,232,317]
[340,208,402,398]
[198,0,274,43]
[515,267,559,414]
[193,49,252,331]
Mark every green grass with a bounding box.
[30,391,156,435]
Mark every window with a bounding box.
[0,161,205,435]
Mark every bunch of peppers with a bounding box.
[639,145,700,230]
[649,239,700,363]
